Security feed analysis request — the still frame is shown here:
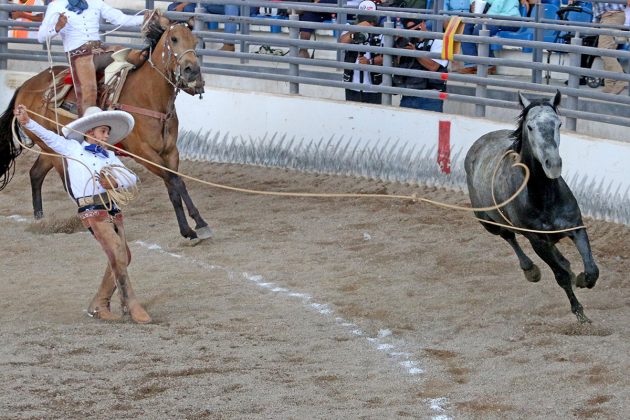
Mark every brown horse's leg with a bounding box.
[131,142,199,239]
[164,125,211,239]
[85,215,150,324]
[29,155,54,219]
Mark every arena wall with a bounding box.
[2,70,629,224]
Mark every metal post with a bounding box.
[337,0,345,62]
[194,3,205,65]
[532,4,543,84]
[241,4,250,60]
[0,0,9,70]
[289,13,300,95]
[566,36,582,131]
[434,0,444,33]
[382,19,394,106]
[475,28,490,117]
[145,0,155,9]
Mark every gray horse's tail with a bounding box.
[0,88,22,191]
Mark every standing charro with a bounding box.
[37,0,151,116]
[14,104,151,324]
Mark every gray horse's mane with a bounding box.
[510,99,558,152]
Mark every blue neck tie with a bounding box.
[66,0,88,14]
[84,144,109,158]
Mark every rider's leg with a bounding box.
[70,54,98,116]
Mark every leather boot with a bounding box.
[87,265,122,321]
[116,275,151,324]
[126,48,149,67]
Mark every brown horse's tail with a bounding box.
[0,88,22,191]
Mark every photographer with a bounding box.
[339,1,383,104]
[393,18,448,112]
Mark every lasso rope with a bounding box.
[13,109,587,235]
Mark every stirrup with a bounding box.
[104,48,134,85]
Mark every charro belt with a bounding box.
[76,193,110,207]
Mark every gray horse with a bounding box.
[465,91,599,323]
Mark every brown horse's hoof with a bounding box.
[195,226,213,240]
[523,265,541,283]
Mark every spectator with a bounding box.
[10,0,44,39]
[394,18,448,112]
[457,0,524,74]
[339,1,383,104]
[168,2,258,52]
[592,1,629,94]
[298,0,336,59]
[444,0,471,14]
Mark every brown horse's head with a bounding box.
[145,14,204,95]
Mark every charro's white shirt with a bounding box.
[24,119,137,199]
[37,0,144,52]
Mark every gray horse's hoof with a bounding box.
[523,265,541,283]
[195,226,213,240]
[575,273,595,289]
[575,310,592,324]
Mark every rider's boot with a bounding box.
[126,49,150,67]
[116,275,151,324]
[87,265,121,321]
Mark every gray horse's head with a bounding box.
[515,91,563,179]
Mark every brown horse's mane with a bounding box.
[143,18,166,51]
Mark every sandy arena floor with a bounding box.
[1,155,628,419]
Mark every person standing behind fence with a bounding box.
[394,18,448,112]
[339,1,384,104]
[298,0,336,59]
[457,0,523,74]
[9,0,44,39]
[444,0,471,13]
[592,1,629,94]
[37,0,150,116]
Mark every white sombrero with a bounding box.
[63,106,135,145]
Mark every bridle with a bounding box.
[147,23,201,93]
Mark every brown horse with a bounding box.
[0,14,211,239]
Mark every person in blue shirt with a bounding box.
[444,0,471,13]
[457,0,524,74]
[168,2,258,52]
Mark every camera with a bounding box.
[351,32,370,44]
[394,37,412,49]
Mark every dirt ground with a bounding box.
[1,154,629,419]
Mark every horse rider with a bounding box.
[37,0,152,116]
[14,104,151,324]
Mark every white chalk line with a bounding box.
[1,214,451,419]
[133,239,452,419]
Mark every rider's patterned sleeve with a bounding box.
[99,1,144,27]
[37,1,64,44]
[24,119,76,156]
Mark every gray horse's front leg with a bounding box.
[500,230,541,283]
[529,239,590,324]
[571,228,599,289]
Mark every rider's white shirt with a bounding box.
[24,119,137,199]
[37,0,144,52]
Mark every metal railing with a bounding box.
[1,0,629,132]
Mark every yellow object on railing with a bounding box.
[442,16,465,61]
